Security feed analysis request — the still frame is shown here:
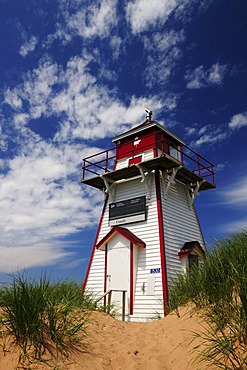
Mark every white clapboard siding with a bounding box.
[86,172,205,321]
[86,174,164,321]
[160,176,204,288]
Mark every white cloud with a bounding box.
[219,176,247,232]
[19,35,38,57]
[214,162,227,172]
[0,48,173,273]
[45,0,117,46]
[228,112,247,130]
[193,132,227,146]
[0,136,104,251]
[110,36,123,60]
[222,219,247,233]
[185,127,196,136]
[4,89,23,110]
[0,121,8,151]
[13,113,30,126]
[5,52,166,142]
[125,0,179,34]
[143,30,185,88]
[68,0,117,38]
[222,177,247,206]
[0,245,70,273]
[188,124,228,147]
[5,57,59,121]
[125,0,214,34]
[185,63,227,89]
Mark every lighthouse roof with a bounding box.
[178,241,205,257]
[112,120,186,146]
[96,226,146,251]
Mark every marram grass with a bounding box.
[169,230,247,369]
[0,272,98,361]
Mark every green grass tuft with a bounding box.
[0,272,98,362]
[169,229,247,368]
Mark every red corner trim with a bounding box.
[130,242,134,315]
[155,170,168,315]
[82,195,108,291]
[104,244,108,306]
[178,251,189,257]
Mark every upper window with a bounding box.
[169,144,181,161]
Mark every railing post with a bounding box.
[82,159,86,180]
[107,290,112,314]
[197,154,201,177]
[180,144,184,165]
[105,150,109,173]
[212,166,215,185]
[122,291,126,321]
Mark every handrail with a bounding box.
[95,289,127,321]
[81,129,215,185]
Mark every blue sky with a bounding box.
[0,0,247,283]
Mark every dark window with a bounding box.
[189,254,199,270]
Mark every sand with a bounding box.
[0,305,216,370]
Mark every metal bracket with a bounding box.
[101,175,116,202]
[162,166,181,199]
[136,164,153,200]
[187,180,204,209]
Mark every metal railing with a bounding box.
[82,129,215,185]
[96,289,127,321]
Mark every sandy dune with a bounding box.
[0,305,216,370]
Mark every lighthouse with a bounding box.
[81,111,215,321]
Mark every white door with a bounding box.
[107,237,130,317]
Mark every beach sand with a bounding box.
[0,305,216,370]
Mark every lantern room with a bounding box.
[113,119,184,170]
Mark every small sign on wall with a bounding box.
[146,275,156,295]
[150,268,160,274]
[109,196,146,226]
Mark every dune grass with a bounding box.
[169,230,247,369]
[0,272,98,362]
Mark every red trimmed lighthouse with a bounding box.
[81,110,215,321]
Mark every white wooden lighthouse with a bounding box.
[82,110,215,321]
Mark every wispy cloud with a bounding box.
[0,44,170,273]
[125,0,180,34]
[4,89,23,110]
[143,29,185,88]
[19,35,38,57]
[0,245,71,273]
[221,176,247,206]
[222,220,247,233]
[125,0,213,34]
[5,53,166,141]
[220,176,247,232]
[228,112,247,130]
[185,63,228,89]
[110,36,123,60]
[45,0,117,46]
[193,131,227,147]
[186,124,227,147]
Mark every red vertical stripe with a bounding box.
[104,244,108,306]
[130,242,134,315]
[155,170,168,315]
[82,195,109,291]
